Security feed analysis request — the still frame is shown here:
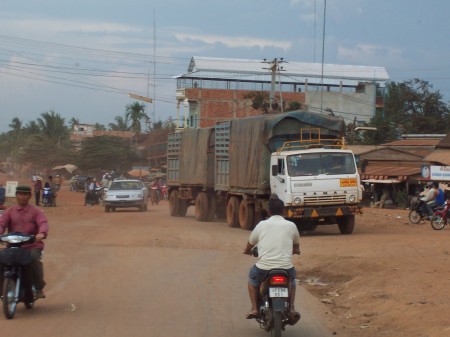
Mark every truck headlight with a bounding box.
[293,197,302,205]
[349,194,356,202]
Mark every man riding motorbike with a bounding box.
[0,185,48,299]
[243,196,301,320]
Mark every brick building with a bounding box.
[175,57,389,128]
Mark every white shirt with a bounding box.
[249,215,300,270]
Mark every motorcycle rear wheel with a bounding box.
[431,215,446,230]
[271,311,282,337]
[2,278,17,319]
[408,210,422,224]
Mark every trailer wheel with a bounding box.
[206,194,216,221]
[239,200,255,230]
[195,192,209,221]
[169,190,180,216]
[227,197,240,227]
[337,215,355,234]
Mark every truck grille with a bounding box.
[303,194,347,205]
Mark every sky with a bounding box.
[0,0,449,133]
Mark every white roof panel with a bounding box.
[179,56,389,83]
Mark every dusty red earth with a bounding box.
[1,177,449,336]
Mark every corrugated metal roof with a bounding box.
[382,139,441,146]
[176,56,389,85]
[423,149,450,165]
[436,134,450,148]
[361,165,421,178]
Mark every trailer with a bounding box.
[167,110,362,234]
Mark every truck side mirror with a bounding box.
[271,165,278,176]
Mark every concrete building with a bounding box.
[175,56,389,128]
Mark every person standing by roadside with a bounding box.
[47,175,57,206]
[0,185,48,299]
[54,174,62,191]
[33,177,43,206]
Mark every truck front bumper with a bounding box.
[287,205,362,219]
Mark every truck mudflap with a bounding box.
[287,205,362,219]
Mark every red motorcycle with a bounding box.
[430,199,450,230]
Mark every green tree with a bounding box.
[125,102,149,134]
[362,79,450,144]
[69,117,80,130]
[109,115,129,131]
[77,136,138,171]
[37,110,68,143]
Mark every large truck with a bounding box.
[167,110,362,234]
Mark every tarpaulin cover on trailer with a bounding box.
[228,110,346,192]
[179,127,214,186]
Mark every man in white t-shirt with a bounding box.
[243,196,300,320]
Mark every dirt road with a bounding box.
[2,185,450,336]
[1,187,332,337]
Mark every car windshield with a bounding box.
[109,182,141,190]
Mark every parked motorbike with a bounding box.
[150,187,159,205]
[248,247,300,337]
[408,196,441,224]
[431,199,450,230]
[0,233,40,319]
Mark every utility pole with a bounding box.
[262,58,286,111]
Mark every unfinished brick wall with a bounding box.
[184,88,305,128]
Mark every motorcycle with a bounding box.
[248,247,300,337]
[150,187,159,205]
[408,196,441,224]
[41,188,54,207]
[86,186,105,206]
[0,233,40,319]
[431,199,450,230]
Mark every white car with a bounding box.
[104,179,148,212]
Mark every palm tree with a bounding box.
[109,115,129,131]
[69,117,80,130]
[125,102,149,134]
[37,110,68,141]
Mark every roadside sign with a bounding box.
[5,181,18,197]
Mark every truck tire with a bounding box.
[337,214,355,234]
[227,197,240,227]
[207,194,216,221]
[169,190,180,216]
[195,192,209,221]
[239,200,255,230]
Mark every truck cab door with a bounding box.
[270,157,287,198]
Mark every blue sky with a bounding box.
[0,0,449,132]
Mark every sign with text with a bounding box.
[5,181,19,197]
[430,166,450,181]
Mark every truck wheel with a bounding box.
[239,200,255,230]
[206,194,216,221]
[195,192,209,221]
[227,197,240,227]
[178,199,188,217]
[169,190,180,216]
[337,215,355,234]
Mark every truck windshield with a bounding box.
[287,153,356,176]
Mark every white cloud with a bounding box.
[337,44,404,65]
[0,18,141,36]
[174,32,291,51]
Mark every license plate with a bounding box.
[269,287,288,298]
